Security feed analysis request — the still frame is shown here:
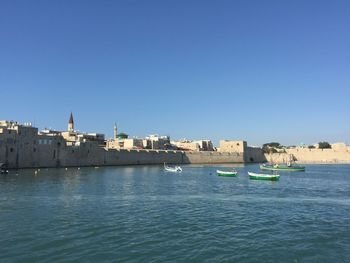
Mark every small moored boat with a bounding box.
[248,171,280,181]
[0,163,8,174]
[164,163,182,173]
[217,169,238,177]
[260,163,305,172]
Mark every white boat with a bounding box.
[164,163,182,172]
[248,171,280,181]
[0,163,8,174]
[216,169,238,177]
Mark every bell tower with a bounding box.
[68,112,74,132]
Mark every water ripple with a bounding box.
[0,164,350,262]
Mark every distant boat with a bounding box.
[164,163,182,173]
[248,171,280,181]
[217,169,238,177]
[0,163,8,174]
[260,163,305,172]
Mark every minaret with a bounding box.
[68,112,74,132]
[113,123,117,140]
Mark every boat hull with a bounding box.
[164,165,182,172]
[248,172,280,181]
[217,172,238,177]
[260,164,305,172]
[216,170,238,177]
[165,168,181,172]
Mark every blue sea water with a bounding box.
[0,164,349,263]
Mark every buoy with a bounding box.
[65,168,68,170]
[78,167,80,170]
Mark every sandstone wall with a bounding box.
[104,149,185,166]
[219,140,246,153]
[184,151,244,164]
[1,140,244,169]
[245,147,266,163]
[54,148,244,168]
[287,148,350,163]
[266,148,350,164]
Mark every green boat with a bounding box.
[217,169,238,177]
[248,172,280,181]
[260,163,305,172]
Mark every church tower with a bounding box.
[114,123,118,140]
[68,112,74,132]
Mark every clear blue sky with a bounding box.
[1,0,349,146]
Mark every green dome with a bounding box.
[117,133,128,139]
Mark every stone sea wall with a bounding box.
[184,151,244,164]
[266,148,350,164]
[244,147,266,163]
[1,124,349,168]
[1,143,244,169]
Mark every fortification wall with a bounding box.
[264,153,291,164]
[184,151,244,164]
[1,141,244,168]
[245,147,266,163]
[104,149,185,166]
[3,123,349,167]
[266,148,350,164]
[57,148,244,167]
[287,148,350,163]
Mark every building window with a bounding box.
[33,148,36,152]
[33,140,36,145]
[10,148,14,152]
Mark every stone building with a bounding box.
[0,114,108,168]
[193,140,214,151]
[0,120,65,168]
[0,116,266,169]
[218,140,266,163]
[105,124,133,149]
[171,140,214,151]
[61,113,105,145]
[218,140,246,153]
[144,135,171,150]
[107,138,144,149]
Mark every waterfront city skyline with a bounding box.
[1,0,349,146]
